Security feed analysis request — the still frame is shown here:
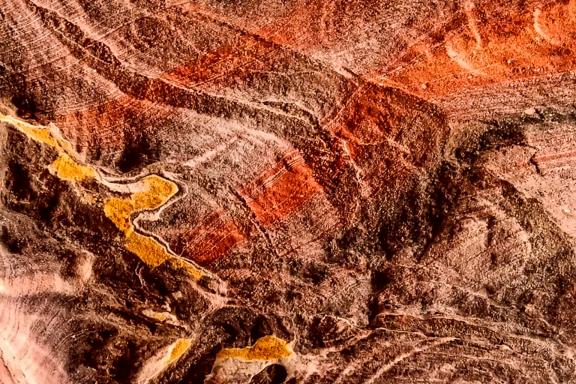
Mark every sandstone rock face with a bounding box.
[0,1,575,383]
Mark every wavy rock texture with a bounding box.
[0,0,575,383]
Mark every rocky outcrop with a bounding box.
[1,1,575,383]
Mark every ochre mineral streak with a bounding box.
[1,0,575,383]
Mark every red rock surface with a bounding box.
[0,1,575,383]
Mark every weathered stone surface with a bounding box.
[0,1,575,383]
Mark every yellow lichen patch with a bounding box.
[0,114,59,148]
[2,113,205,281]
[103,175,204,279]
[217,336,293,362]
[49,153,95,181]
[103,175,178,248]
[1,113,95,183]
[132,175,179,210]
[125,232,172,268]
[168,338,193,365]
[104,175,178,233]
[17,124,59,147]
[104,198,135,233]
[123,232,203,279]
